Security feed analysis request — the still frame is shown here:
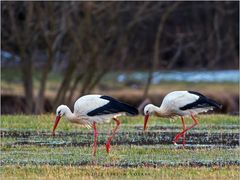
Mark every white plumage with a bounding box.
[73,95,123,124]
[74,95,108,117]
[52,94,138,155]
[143,91,221,146]
[158,91,212,116]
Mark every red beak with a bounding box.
[144,114,150,131]
[52,115,61,135]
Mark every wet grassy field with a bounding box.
[1,114,239,179]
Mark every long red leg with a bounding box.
[106,117,120,154]
[181,117,186,146]
[92,122,98,156]
[173,115,198,145]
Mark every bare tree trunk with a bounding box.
[208,5,222,68]
[35,9,67,114]
[21,54,34,114]
[143,2,180,98]
[66,73,84,104]
[80,68,96,95]
[85,70,107,94]
[35,49,54,114]
[54,57,77,108]
[9,3,34,114]
[143,69,153,98]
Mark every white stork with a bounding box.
[143,91,222,146]
[52,95,138,156]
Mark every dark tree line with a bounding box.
[1,1,239,114]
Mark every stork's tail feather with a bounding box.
[119,102,139,116]
[206,98,222,109]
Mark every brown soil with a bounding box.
[1,90,239,114]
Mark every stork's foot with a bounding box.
[182,142,186,147]
[173,141,187,148]
[173,141,178,146]
[92,143,97,156]
[173,133,182,143]
[106,142,110,154]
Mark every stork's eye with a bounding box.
[146,110,149,114]
[58,111,61,115]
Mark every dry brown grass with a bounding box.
[1,82,238,114]
[1,165,239,180]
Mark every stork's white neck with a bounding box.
[151,104,169,117]
[64,106,77,121]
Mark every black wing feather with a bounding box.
[87,96,138,116]
[180,91,222,110]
